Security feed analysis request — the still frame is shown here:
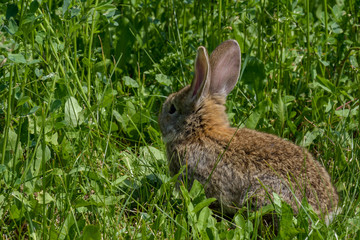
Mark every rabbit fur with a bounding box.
[159,40,338,218]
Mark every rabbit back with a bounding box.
[167,123,338,215]
[159,39,338,217]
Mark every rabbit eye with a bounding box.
[169,104,176,114]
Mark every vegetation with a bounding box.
[0,0,359,238]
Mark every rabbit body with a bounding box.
[159,40,338,216]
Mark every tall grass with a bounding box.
[0,0,359,239]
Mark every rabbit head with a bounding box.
[159,40,241,143]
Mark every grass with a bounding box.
[0,0,359,239]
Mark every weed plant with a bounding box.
[0,0,359,239]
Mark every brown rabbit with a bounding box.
[159,40,338,221]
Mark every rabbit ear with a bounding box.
[188,46,211,104]
[209,40,241,96]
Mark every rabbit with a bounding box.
[158,39,339,221]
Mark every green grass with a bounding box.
[0,0,359,239]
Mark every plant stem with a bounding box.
[219,0,222,41]
[306,0,310,84]
[276,0,280,89]
[323,0,328,75]
[42,103,46,240]
[87,0,99,102]
[2,65,14,165]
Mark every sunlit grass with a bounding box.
[0,0,359,239]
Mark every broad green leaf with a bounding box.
[245,220,254,238]
[81,225,101,240]
[0,195,4,217]
[4,128,18,151]
[316,75,336,93]
[335,109,350,117]
[95,1,116,11]
[193,198,216,213]
[22,14,36,25]
[350,55,359,69]
[272,192,282,214]
[279,201,300,239]
[35,31,46,45]
[113,109,127,129]
[284,95,296,103]
[326,37,337,45]
[0,165,6,174]
[123,76,139,88]
[0,129,22,166]
[131,111,150,124]
[28,106,40,115]
[125,100,136,116]
[62,0,71,15]
[189,180,205,199]
[100,88,117,108]
[333,28,343,34]
[58,213,75,240]
[108,122,118,132]
[332,5,343,19]
[301,129,321,147]
[9,204,23,220]
[64,97,83,127]
[140,146,165,162]
[335,108,357,117]
[47,132,58,145]
[287,119,297,134]
[256,204,274,218]
[8,53,26,64]
[52,168,64,175]
[36,191,55,204]
[140,212,151,222]
[65,131,80,139]
[273,92,285,128]
[16,96,31,107]
[346,217,360,231]
[34,145,51,175]
[6,18,19,35]
[112,175,128,186]
[180,185,191,203]
[119,151,136,174]
[174,215,188,240]
[6,4,18,20]
[69,7,81,18]
[196,207,211,231]
[90,195,121,206]
[319,60,330,66]
[155,74,172,86]
[11,191,32,208]
[68,166,88,175]
[29,1,40,14]
[234,214,246,238]
[246,100,267,129]
[94,59,112,73]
